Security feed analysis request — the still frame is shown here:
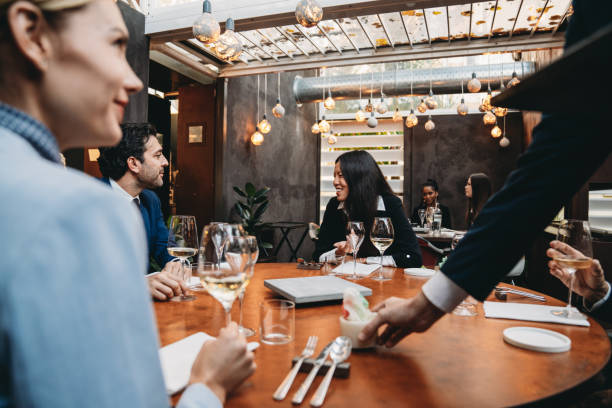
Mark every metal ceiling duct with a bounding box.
[293,62,535,103]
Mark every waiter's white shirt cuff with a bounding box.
[584,281,611,312]
[365,256,396,267]
[319,248,338,262]
[421,271,469,313]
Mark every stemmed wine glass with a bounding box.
[450,233,478,316]
[550,219,593,319]
[198,235,251,327]
[418,209,426,228]
[237,235,259,337]
[345,221,365,280]
[209,222,229,270]
[370,217,394,281]
[167,215,198,302]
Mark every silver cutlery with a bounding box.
[273,336,318,401]
[310,336,352,407]
[494,287,546,302]
[292,340,334,404]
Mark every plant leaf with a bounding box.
[253,195,267,204]
[253,187,270,198]
[245,182,256,196]
[253,201,269,220]
[233,186,246,197]
[260,242,273,249]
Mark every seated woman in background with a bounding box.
[411,179,452,229]
[313,150,422,268]
[465,173,492,227]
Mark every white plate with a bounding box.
[404,267,436,277]
[503,326,571,353]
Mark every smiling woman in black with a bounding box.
[313,150,422,268]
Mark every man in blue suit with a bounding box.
[98,123,187,301]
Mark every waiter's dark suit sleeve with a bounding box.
[440,0,612,301]
[591,297,612,324]
[383,195,422,268]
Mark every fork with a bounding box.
[273,335,318,401]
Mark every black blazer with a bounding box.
[411,203,452,229]
[313,194,422,268]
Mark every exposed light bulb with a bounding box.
[491,125,502,138]
[457,98,468,116]
[258,114,271,134]
[483,111,496,125]
[296,102,303,108]
[327,134,338,145]
[392,107,402,122]
[405,109,418,128]
[494,106,507,117]
[417,99,427,113]
[367,111,378,128]
[295,0,323,28]
[364,99,374,112]
[216,18,242,61]
[499,136,510,147]
[375,98,388,114]
[272,99,285,118]
[250,128,264,145]
[424,116,435,132]
[355,109,366,122]
[467,72,481,93]
[318,117,330,133]
[324,91,335,110]
[424,91,438,110]
[507,72,520,88]
[192,0,220,44]
[311,122,320,134]
[481,91,492,112]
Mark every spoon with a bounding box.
[309,336,352,407]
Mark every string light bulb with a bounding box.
[355,109,366,122]
[216,18,242,61]
[192,0,220,44]
[481,91,492,112]
[272,99,285,118]
[250,127,264,145]
[375,98,388,114]
[324,90,335,110]
[491,124,502,138]
[258,114,271,134]
[405,109,418,128]
[327,133,337,145]
[507,72,520,88]
[364,99,374,112]
[295,0,323,28]
[499,136,510,147]
[311,122,320,134]
[424,116,435,132]
[457,98,468,116]
[494,106,507,117]
[424,91,438,110]
[367,111,378,128]
[318,116,330,133]
[392,107,402,122]
[467,72,481,93]
[417,99,427,113]
[483,111,496,125]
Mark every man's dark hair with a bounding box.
[98,123,157,180]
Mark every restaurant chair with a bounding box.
[417,236,447,267]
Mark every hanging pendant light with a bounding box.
[258,75,271,133]
[327,133,338,145]
[405,109,418,128]
[392,107,402,122]
[355,74,366,121]
[311,122,320,134]
[417,99,427,113]
[375,97,388,114]
[192,0,220,44]
[251,75,264,145]
[491,124,502,138]
[367,111,378,128]
[507,72,520,88]
[216,18,242,61]
[295,0,323,28]
[467,72,481,93]
[318,116,330,133]
[324,90,335,110]
[271,73,285,118]
[483,111,496,125]
[494,106,507,117]
[499,115,510,147]
[365,99,374,112]
[425,90,438,110]
[481,90,493,112]
[457,98,468,116]
[424,115,435,132]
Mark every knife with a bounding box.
[291,340,333,404]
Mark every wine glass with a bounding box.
[425,207,434,229]
[237,235,259,337]
[167,215,198,302]
[198,236,251,327]
[550,219,593,319]
[370,217,394,281]
[209,222,229,270]
[345,221,365,280]
[418,209,426,227]
[450,233,478,316]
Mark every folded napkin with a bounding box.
[159,332,214,395]
[483,301,590,327]
[332,262,380,277]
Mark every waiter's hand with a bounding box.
[358,291,445,347]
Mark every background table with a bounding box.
[155,264,610,407]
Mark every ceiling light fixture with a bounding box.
[295,0,323,28]
[216,18,242,61]
[272,72,285,118]
[192,0,220,44]
[424,115,435,132]
[251,75,264,145]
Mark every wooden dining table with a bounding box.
[155,263,611,407]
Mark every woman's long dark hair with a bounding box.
[466,172,492,226]
[336,150,394,230]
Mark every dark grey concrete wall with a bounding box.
[405,112,524,230]
[222,71,318,261]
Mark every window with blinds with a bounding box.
[320,119,404,222]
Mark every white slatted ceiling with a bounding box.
[320,119,404,221]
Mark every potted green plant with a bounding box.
[233,182,273,251]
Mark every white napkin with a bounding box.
[159,332,215,395]
[483,301,590,327]
[332,262,380,277]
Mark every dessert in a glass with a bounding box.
[339,288,376,349]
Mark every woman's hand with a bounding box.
[547,240,609,306]
[333,240,352,256]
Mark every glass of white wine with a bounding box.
[370,217,394,281]
[345,221,365,280]
[167,215,198,302]
[237,235,259,337]
[198,235,250,327]
[551,219,593,319]
[209,222,229,270]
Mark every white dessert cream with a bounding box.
[339,288,376,349]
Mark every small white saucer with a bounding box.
[503,326,571,353]
[404,267,436,277]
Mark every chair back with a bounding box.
[417,236,444,268]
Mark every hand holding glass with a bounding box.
[370,217,394,281]
[167,215,198,302]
